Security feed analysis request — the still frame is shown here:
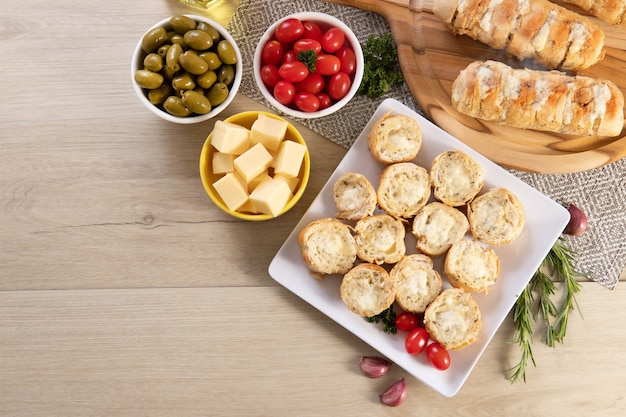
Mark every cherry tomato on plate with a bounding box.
[294,91,320,112]
[317,92,332,110]
[302,21,323,42]
[405,327,429,355]
[427,342,451,370]
[295,73,325,94]
[293,38,322,55]
[260,64,281,88]
[316,54,341,76]
[321,27,345,53]
[336,46,356,75]
[279,61,309,83]
[328,72,351,100]
[261,40,284,66]
[395,312,420,332]
[273,80,296,105]
[275,18,304,43]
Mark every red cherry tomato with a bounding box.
[321,27,345,53]
[316,54,341,76]
[273,80,296,105]
[260,64,281,88]
[279,61,309,83]
[302,21,323,42]
[261,40,284,66]
[405,327,429,355]
[275,18,304,43]
[295,72,325,94]
[317,92,332,110]
[294,91,320,112]
[395,312,420,332]
[336,46,356,75]
[293,38,322,55]
[427,342,451,370]
[281,49,297,64]
[328,72,351,100]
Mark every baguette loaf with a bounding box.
[452,60,624,137]
[333,172,377,221]
[354,214,407,265]
[390,254,443,314]
[433,0,605,70]
[562,0,626,27]
[298,218,357,277]
[377,162,431,219]
[340,263,395,317]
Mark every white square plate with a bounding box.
[268,98,570,397]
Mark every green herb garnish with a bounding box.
[367,306,397,335]
[507,238,584,383]
[297,49,317,72]
[358,33,404,98]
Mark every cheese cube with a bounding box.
[212,172,249,211]
[247,170,271,192]
[273,140,306,178]
[238,199,260,214]
[212,152,235,174]
[233,143,273,183]
[274,174,300,193]
[249,178,293,217]
[211,121,251,155]
[250,114,288,152]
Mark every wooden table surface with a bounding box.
[2,1,625,415]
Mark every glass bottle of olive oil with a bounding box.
[175,0,240,26]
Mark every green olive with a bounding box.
[179,50,209,75]
[141,26,168,53]
[143,53,163,72]
[166,43,183,73]
[169,15,196,34]
[172,72,196,91]
[199,51,222,71]
[163,96,192,117]
[157,44,170,57]
[148,83,173,105]
[206,82,229,106]
[183,30,213,51]
[196,22,221,42]
[217,40,237,65]
[197,70,217,89]
[160,64,176,80]
[217,64,235,85]
[182,90,212,114]
[134,69,164,89]
[170,33,186,48]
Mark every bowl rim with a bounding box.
[131,14,243,124]
[253,11,365,119]
[199,111,311,221]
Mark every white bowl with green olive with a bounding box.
[132,15,242,124]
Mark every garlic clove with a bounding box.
[379,378,407,407]
[359,356,391,378]
[564,204,588,236]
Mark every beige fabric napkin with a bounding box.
[227,0,625,289]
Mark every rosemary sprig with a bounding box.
[507,238,584,383]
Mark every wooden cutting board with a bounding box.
[323,0,626,173]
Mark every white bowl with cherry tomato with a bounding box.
[253,12,364,119]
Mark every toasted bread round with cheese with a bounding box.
[468,187,525,245]
[333,172,377,221]
[430,150,484,206]
[354,214,406,265]
[340,263,395,317]
[377,162,431,218]
[411,202,469,256]
[298,218,357,277]
[444,239,500,294]
[390,254,442,314]
[368,113,422,164]
[423,288,482,351]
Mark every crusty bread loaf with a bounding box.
[444,239,500,294]
[411,202,470,256]
[430,150,484,206]
[390,254,443,313]
[354,214,406,265]
[377,162,431,218]
[452,60,624,137]
[340,263,395,317]
[562,0,626,27]
[433,0,605,71]
[333,172,377,221]
[298,218,357,277]
[468,187,525,245]
[424,288,482,351]
[368,113,422,164]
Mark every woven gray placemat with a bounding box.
[227,0,625,289]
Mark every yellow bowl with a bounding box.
[200,111,311,221]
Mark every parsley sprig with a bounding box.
[507,238,584,383]
[367,306,397,335]
[358,34,404,98]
